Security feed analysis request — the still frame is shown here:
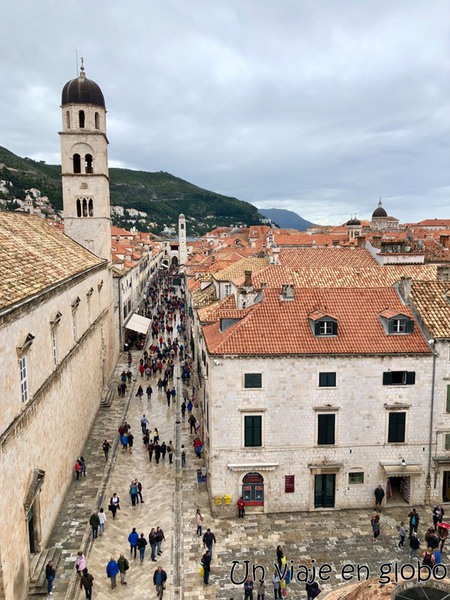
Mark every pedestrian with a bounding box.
[276,545,284,570]
[127,370,132,383]
[153,565,167,599]
[433,505,445,529]
[106,557,119,589]
[98,507,106,536]
[187,399,193,415]
[109,493,120,519]
[75,551,87,577]
[75,460,82,480]
[196,509,204,537]
[203,528,216,558]
[257,579,266,600]
[79,568,94,600]
[374,484,385,510]
[128,527,139,559]
[272,571,281,599]
[148,440,154,462]
[156,526,165,555]
[166,389,171,406]
[136,479,144,503]
[181,445,186,467]
[102,439,111,461]
[201,550,211,585]
[435,547,442,565]
[237,496,245,518]
[138,532,148,563]
[121,370,127,383]
[118,383,123,397]
[121,382,127,396]
[127,431,134,454]
[168,441,174,464]
[422,547,435,567]
[409,533,421,559]
[154,442,161,463]
[117,553,129,585]
[153,428,160,443]
[181,401,186,419]
[149,527,157,561]
[45,561,56,596]
[408,508,420,537]
[129,480,138,506]
[146,385,153,400]
[89,511,100,540]
[244,575,254,599]
[371,514,380,542]
[398,521,406,548]
[141,414,149,434]
[438,525,448,552]
[121,432,128,452]
[79,456,86,476]
[188,414,196,434]
[306,581,321,599]
[161,441,167,460]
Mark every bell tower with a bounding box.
[178,213,188,266]
[60,60,111,261]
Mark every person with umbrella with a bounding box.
[438,522,450,551]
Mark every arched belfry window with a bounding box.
[94,112,100,129]
[88,199,93,217]
[85,154,93,174]
[78,110,85,128]
[66,111,70,129]
[76,199,82,217]
[73,154,81,174]
[82,198,88,217]
[180,223,185,230]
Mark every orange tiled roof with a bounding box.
[192,283,217,308]
[213,257,270,282]
[410,280,450,338]
[198,294,237,323]
[0,212,105,311]
[203,287,431,356]
[279,247,379,268]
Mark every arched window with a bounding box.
[66,111,70,129]
[76,199,81,217]
[94,112,100,129]
[85,154,93,174]
[180,223,185,230]
[88,199,93,217]
[73,154,81,173]
[82,198,88,217]
[78,110,85,128]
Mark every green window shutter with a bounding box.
[388,412,406,443]
[318,414,335,445]
[406,319,414,333]
[447,386,450,413]
[314,322,321,335]
[244,373,262,389]
[319,372,336,387]
[383,372,392,385]
[388,319,394,333]
[445,433,450,450]
[245,416,262,447]
[332,321,338,335]
[406,371,416,385]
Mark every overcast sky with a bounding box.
[1,1,449,225]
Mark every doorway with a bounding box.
[28,505,37,554]
[442,471,450,502]
[242,472,264,507]
[314,474,335,508]
[387,476,411,504]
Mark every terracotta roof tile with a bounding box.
[0,212,104,311]
[203,287,430,356]
[410,280,450,338]
[213,257,270,282]
[279,247,378,268]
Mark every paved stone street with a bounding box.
[43,320,446,600]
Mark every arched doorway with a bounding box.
[171,255,179,266]
[242,472,264,507]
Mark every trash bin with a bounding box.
[223,494,232,505]
[214,496,222,506]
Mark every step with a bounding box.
[29,548,62,594]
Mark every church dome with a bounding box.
[346,216,361,226]
[61,65,105,108]
[372,200,387,218]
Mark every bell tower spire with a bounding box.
[59,65,111,261]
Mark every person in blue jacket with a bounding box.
[106,557,119,589]
[128,527,139,559]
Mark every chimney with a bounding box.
[272,248,281,265]
[244,270,252,287]
[372,235,382,249]
[398,276,412,300]
[439,235,449,249]
[437,265,450,281]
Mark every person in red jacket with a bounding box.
[237,497,245,518]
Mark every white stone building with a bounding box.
[195,285,434,513]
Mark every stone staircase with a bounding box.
[28,548,62,596]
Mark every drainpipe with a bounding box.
[427,340,437,497]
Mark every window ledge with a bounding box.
[313,405,340,412]
[384,403,411,410]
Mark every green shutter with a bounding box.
[445,433,450,450]
[388,412,406,443]
[332,321,338,335]
[406,319,414,333]
[319,372,336,387]
[318,414,335,445]
[244,373,262,389]
[406,371,416,385]
[383,372,392,385]
[245,416,262,447]
[314,322,321,335]
[447,386,450,413]
[388,319,394,333]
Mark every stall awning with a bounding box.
[381,464,422,476]
[125,314,151,335]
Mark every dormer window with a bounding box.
[309,310,338,336]
[379,309,414,334]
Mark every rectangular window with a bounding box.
[320,321,334,335]
[446,385,450,413]
[348,472,364,484]
[319,372,336,387]
[383,371,415,385]
[388,412,406,443]
[244,373,262,389]
[392,318,406,333]
[224,283,232,296]
[285,475,295,493]
[20,356,29,403]
[51,329,57,367]
[317,414,335,445]
[244,415,262,447]
[445,434,450,451]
